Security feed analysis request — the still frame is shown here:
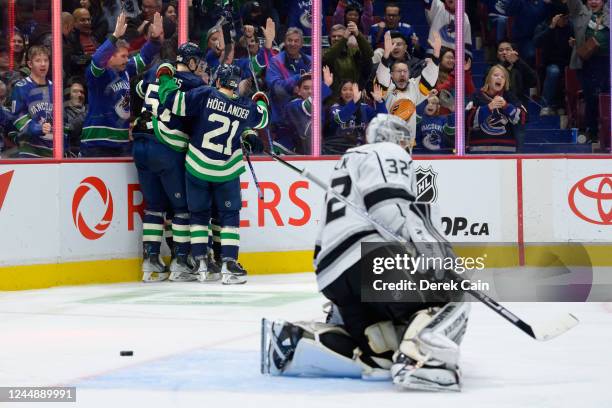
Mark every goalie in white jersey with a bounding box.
[262,114,470,391]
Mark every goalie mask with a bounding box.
[365,114,414,148]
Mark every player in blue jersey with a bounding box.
[10,46,53,158]
[133,42,207,282]
[80,12,162,157]
[156,63,268,284]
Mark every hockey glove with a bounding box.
[156,62,175,79]
[242,129,264,153]
[251,91,269,107]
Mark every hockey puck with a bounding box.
[120,351,133,356]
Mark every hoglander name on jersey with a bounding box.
[205,97,250,120]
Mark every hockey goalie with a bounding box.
[261,114,470,391]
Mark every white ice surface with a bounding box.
[0,273,611,408]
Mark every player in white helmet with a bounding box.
[261,114,470,391]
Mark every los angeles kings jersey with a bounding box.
[314,142,423,290]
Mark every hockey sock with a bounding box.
[143,210,165,255]
[190,224,209,259]
[211,220,222,259]
[172,212,190,257]
[164,221,173,254]
[220,226,240,260]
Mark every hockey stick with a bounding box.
[242,140,264,200]
[266,151,579,341]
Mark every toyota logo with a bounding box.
[72,177,114,240]
[568,174,612,225]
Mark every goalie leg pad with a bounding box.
[261,319,390,380]
[391,302,470,392]
[365,321,400,355]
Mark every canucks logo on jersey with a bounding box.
[11,77,54,158]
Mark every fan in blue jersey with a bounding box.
[415,94,455,153]
[157,62,268,285]
[80,12,162,157]
[10,46,53,158]
[132,42,207,283]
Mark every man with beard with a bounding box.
[376,32,441,143]
[80,12,162,157]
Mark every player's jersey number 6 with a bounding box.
[202,113,240,156]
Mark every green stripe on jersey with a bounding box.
[90,62,105,77]
[18,142,53,158]
[81,126,130,142]
[13,114,31,131]
[152,117,189,152]
[134,54,146,73]
[185,146,245,182]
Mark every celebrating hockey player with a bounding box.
[261,114,470,391]
[80,12,162,157]
[133,42,207,282]
[156,63,268,284]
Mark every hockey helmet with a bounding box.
[176,42,205,71]
[365,114,414,148]
[215,64,242,90]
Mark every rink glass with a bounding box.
[0,0,56,160]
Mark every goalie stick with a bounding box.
[266,151,579,341]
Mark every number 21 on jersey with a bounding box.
[202,113,240,156]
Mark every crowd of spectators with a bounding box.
[0,0,314,157]
[0,0,609,158]
[319,0,609,154]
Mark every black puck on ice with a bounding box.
[120,351,133,356]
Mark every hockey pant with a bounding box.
[185,172,241,260]
[133,135,189,257]
[321,261,447,366]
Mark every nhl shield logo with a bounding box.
[415,166,438,202]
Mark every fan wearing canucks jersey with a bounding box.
[80,12,162,157]
[157,63,269,285]
[10,46,53,158]
[132,42,207,283]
